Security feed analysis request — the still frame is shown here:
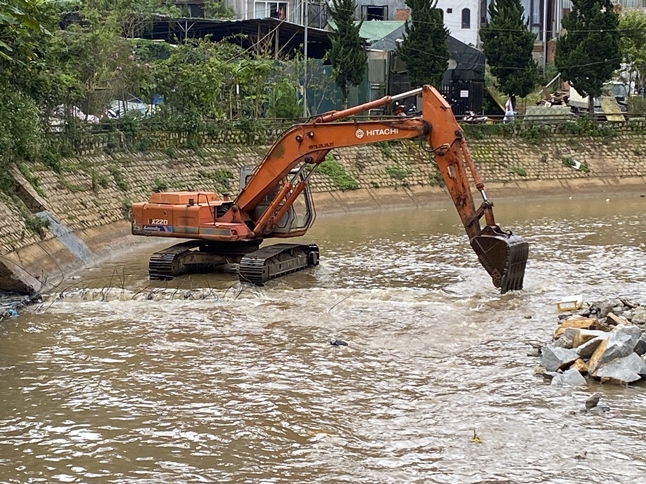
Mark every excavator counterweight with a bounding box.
[131,85,529,293]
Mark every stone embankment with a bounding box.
[1,127,646,295]
[537,298,646,386]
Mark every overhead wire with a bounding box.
[392,38,624,70]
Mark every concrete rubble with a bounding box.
[535,297,646,386]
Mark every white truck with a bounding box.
[568,82,628,114]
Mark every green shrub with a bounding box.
[627,96,646,115]
[509,166,527,176]
[41,150,62,173]
[213,168,233,191]
[0,89,43,163]
[135,137,152,153]
[109,167,129,191]
[198,168,234,192]
[378,142,394,159]
[520,124,550,145]
[119,111,143,143]
[557,117,618,138]
[267,79,302,119]
[163,147,177,159]
[318,155,359,191]
[98,174,110,188]
[92,171,110,191]
[121,199,132,219]
[385,165,410,180]
[25,215,49,239]
[153,177,168,192]
[0,170,14,197]
[16,163,44,197]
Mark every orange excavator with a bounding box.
[131,85,529,293]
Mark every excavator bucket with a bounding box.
[470,225,529,293]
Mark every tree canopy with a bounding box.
[0,0,304,171]
[396,0,448,88]
[618,9,646,93]
[480,0,537,98]
[327,0,366,108]
[555,0,621,101]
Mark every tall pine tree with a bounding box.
[480,0,537,98]
[396,0,449,88]
[555,0,621,114]
[327,0,367,108]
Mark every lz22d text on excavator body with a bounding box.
[130,85,529,293]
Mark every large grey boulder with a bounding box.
[587,325,642,374]
[634,336,646,356]
[576,335,608,359]
[632,307,646,326]
[553,329,576,349]
[592,353,646,384]
[571,329,607,348]
[599,299,624,319]
[563,368,587,386]
[541,345,579,372]
[550,368,587,387]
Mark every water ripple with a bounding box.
[2,198,646,482]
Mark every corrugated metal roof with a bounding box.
[358,20,406,42]
[144,16,334,59]
[327,20,406,42]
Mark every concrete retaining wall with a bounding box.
[2,132,646,293]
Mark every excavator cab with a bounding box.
[240,165,316,236]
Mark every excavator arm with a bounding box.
[132,85,528,291]
[233,85,528,292]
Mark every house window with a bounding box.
[437,8,444,21]
[461,8,471,28]
[447,8,453,13]
[362,5,388,20]
[254,1,288,19]
[531,0,541,25]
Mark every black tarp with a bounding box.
[368,24,485,83]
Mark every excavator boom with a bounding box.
[131,85,528,292]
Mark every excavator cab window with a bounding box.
[215,202,233,219]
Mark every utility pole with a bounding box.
[303,0,309,118]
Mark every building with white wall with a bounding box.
[173,0,575,67]
[175,0,485,46]
[348,0,482,46]
[436,0,481,46]
[219,0,328,27]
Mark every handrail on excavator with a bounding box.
[315,87,424,124]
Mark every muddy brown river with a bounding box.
[1,195,646,483]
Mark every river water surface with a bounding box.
[1,195,646,483]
